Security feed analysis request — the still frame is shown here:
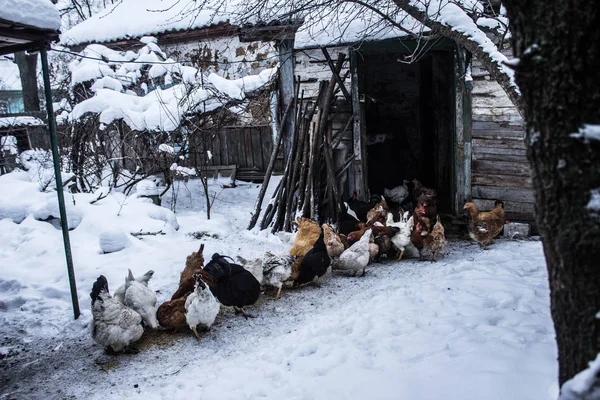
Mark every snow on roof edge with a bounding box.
[0,116,45,128]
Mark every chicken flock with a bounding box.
[90,179,507,354]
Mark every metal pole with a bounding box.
[40,45,80,319]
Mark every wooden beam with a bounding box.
[278,38,296,161]
[321,47,351,102]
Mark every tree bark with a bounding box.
[14,52,41,112]
[503,0,600,387]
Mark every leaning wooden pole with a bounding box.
[247,102,293,230]
[41,46,80,320]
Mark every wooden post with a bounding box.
[349,50,369,201]
[453,45,471,213]
[277,38,296,161]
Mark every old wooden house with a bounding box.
[62,0,533,224]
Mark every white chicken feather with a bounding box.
[90,275,144,353]
[333,229,372,276]
[383,181,410,204]
[185,274,220,339]
[262,252,296,299]
[123,269,158,329]
[387,212,420,258]
[113,270,154,304]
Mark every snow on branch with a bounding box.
[68,38,278,132]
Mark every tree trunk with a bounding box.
[14,52,40,112]
[503,0,600,387]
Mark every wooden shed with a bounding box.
[293,38,533,225]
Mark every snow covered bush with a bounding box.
[58,37,277,211]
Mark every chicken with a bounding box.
[415,189,438,227]
[337,203,361,235]
[423,215,447,261]
[333,229,372,276]
[384,181,410,204]
[366,197,389,225]
[90,275,144,354]
[113,270,154,304]
[463,201,506,248]
[387,212,415,260]
[370,224,399,258]
[347,191,380,222]
[185,274,220,339]
[290,217,321,257]
[368,234,379,262]
[157,297,187,330]
[293,229,331,286]
[411,217,431,258]
[347,222,368,245]
[322,223,345,258]
[172,244,205,300]
[200,253,261,318]
[157,244,205,330]
[262,252,296,299]
[123,269,159,329]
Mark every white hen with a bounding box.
[113,270,154,304]
[185,274,220,340]
[387,212,416,260]
[90,275,144,353]
[123,269,159,329]
[262,252,296,299]
[383,181,410,204]
[333,229,372,276]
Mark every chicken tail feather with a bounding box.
[90,275,109,305]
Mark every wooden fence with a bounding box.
[188,125,283,181]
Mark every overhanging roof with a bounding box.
[0,18,60,55]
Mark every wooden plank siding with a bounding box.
[471,49,535,224]
[187,125,281,181]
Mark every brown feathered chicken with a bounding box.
[463,201,506,248]
[366,197,389,226]
[371,225,400,258]
[290,217,321,257]
[411,217,430,258]
[157,244,205,329]
[423,215,447,261]
[347,223,368,245]
[415,189,438,228]
[368,234,379,262]
[322,223,345,258]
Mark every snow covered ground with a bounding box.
[0,171,558,399]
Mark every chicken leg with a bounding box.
[396,249,405,260]
[234,306,256,319]
[191,326,201,340]
[275,285,283,300]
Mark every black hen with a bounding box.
[347,190,381,222]
[337,203,361,235]
[201,253,261,318]
[294,230,331,286]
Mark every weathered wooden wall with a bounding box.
[189,125,282,180]
[470,50,535,223]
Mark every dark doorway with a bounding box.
[357,46,455,213]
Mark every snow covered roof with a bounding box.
[0,116,45,128]
[61,0,424,50]
[0,0,61,31]
[61,0,242,47]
